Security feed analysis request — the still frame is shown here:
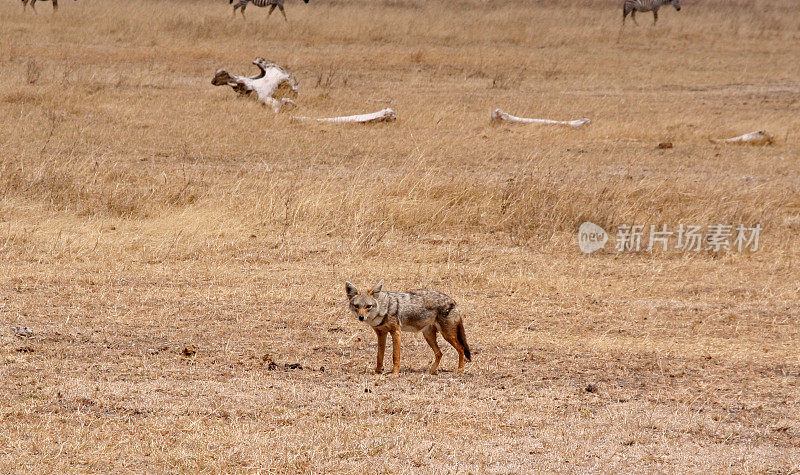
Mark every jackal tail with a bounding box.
[457,321,471,362]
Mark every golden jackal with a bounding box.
[345,280,471,375]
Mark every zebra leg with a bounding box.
[240,3,246,18]
[631,9,638,25]
[53,0,58,10]
[267,4,276,16]
[21,0,29,10]
[652,9,658,25]
[278,4,287,21]
[30,0,37,12]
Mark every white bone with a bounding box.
[292,108,396,124]
[212,57,299,113]
[491,109,590,128]
[710,130,774,145]
[337,332,360,347]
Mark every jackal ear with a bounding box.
[345,281,358,298]
[370,280,384,295]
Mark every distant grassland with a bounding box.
[1,0,799,248]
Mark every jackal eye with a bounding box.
[365,304,374,309]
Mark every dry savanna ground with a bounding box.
[1,0,800,471]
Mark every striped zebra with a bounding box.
[622,0,680,25]
[230,0,309,21]
[22,0,74,11]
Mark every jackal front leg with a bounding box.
[390,330,401,375]
[374,329,387,374]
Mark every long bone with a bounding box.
[710,130,774,145]
[292,108,396,124]
[491,109,590,128]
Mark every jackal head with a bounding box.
[345,280,383,325]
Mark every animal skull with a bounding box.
[212,57,299,113]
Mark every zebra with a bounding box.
[22,0,74,11]
[230,0,309,22]
[622,0,680,26]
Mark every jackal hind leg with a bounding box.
[422,326,442,374]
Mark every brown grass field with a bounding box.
[1,0,799,471]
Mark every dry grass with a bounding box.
[1,0,799,471]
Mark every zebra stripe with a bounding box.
[623,0,681,25]
[231,0,309,21]
[22,0,74,11]
[244,0,285,7]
